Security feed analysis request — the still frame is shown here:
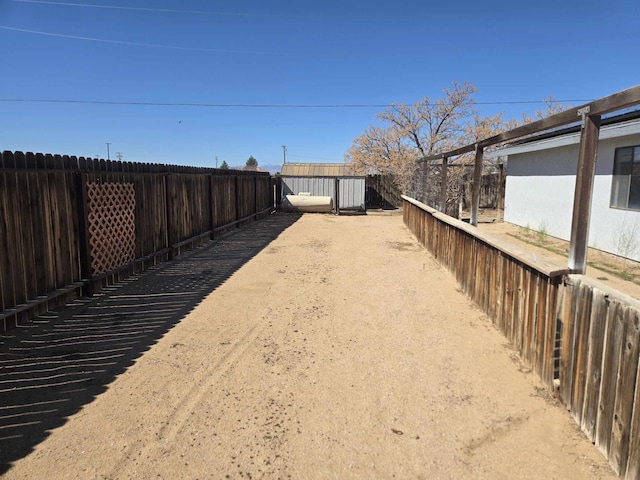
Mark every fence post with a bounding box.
[497,163,505,213]
[209,174,215,240]
[164,173,174,260]
[275,176,282,208]
[235,175,240,227]
[470,145,484,226]
[568,110,601,273]
[440,156,448,213]
[75,172,93,295]
[254,175,258,220]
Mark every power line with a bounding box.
[0,98,592,108]
[0,26,280,55]
[0,98,391,108]
[11,0,284,17]
[289,154,344,161]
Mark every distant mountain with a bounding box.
[259,164,282,175]
[229,163,281,174]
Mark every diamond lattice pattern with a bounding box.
[87,182,136,276]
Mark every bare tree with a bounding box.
[347,84,572,215]
[376,82,477,155]
[346,126,418,196]
[520,96,571,124]
[347,81,479,203]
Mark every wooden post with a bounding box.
[234,175,240,227]
[209,174,215,240]
[440,156,448,213]
[272,177,277,210]
[470,145,483,226]
[254,175,258,220]
[497,162,505,220]
[275,176,281,207]
[568,109,601,273]
[76,172,93,295]
[164,173,174,259]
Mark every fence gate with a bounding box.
[86,182,136,276]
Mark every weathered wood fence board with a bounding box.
[1,152,86,328]
[237,175,256,221]
[166,174,211,248]
[403,195,640,479]
[403,196,564,382]
[256,176,273,213]
[365,174,403,209]
[211,175,237,229]
[627,363,640,479]
[557,279,640,478]
[0,151,274,330]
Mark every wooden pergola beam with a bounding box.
[418,84,640,163]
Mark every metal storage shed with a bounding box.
[278,163,366,213]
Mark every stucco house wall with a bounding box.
[502,120,640,262]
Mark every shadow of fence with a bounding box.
[0,212,301,473]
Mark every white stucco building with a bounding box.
[499,112,640,262]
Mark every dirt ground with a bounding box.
[1,211,615,479]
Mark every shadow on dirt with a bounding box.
[0,212,302,474]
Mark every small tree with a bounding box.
[220,160,229,170]
[612,219,640,273]
[246,156,258,167]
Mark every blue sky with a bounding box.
[1,0,639,169]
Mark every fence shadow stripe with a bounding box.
[0,212,301,473]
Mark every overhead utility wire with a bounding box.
[288,154,344,161]
[11,0,283,17]
[0,99,593,108]
[0,26,278,55]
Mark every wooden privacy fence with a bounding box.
[365,175,403,209]
[559,276,640,478]
[0,151,274,331]
[403,196,640,479]
[403,195,568,385]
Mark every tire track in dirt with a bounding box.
[2,212,617,479]
[103,321,264,479]
[108,247,332,480]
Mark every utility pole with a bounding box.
[106,142,111,161]
[215,155,218,168]
[116,152,123,161]
[282,145,287,164]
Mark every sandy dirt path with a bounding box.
[2,212,614,479]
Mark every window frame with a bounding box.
[610,144,640,211]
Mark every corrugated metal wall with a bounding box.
[338,178,365,210]
[280,176,365,211]
[282,177,335,198]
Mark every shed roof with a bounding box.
[279,163,361,177]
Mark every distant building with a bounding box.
[278,162,366,212]
[279,162,361,177]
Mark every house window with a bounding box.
[611,145,640,210]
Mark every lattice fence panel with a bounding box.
[87,182,136,276]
